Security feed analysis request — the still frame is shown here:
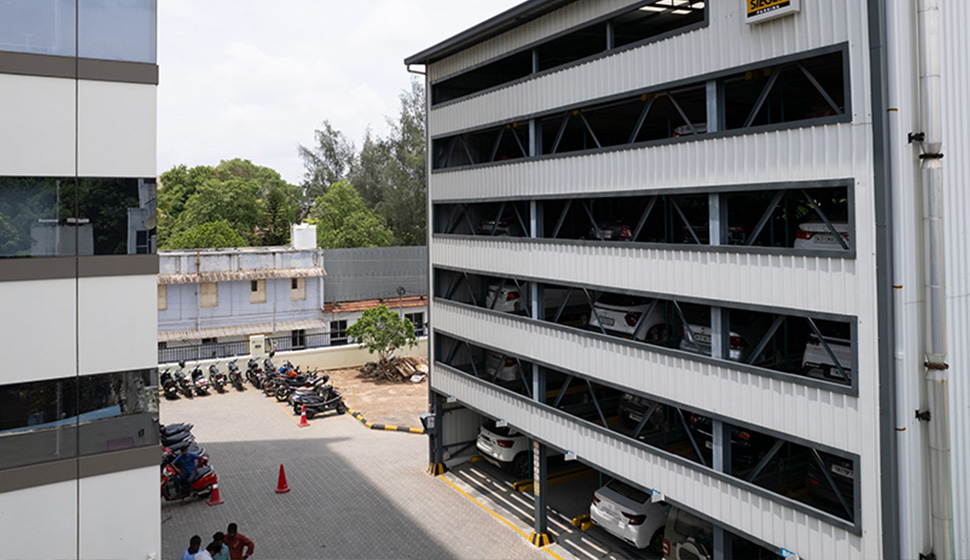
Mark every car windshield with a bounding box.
[483,419,513,437]
[605,479,649,504]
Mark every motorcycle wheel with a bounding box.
[305,409,316,420]
[275,387,288,402]
[337,403,348,415]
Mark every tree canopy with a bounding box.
[307,181,394,249]
[164,220,248,250]
[158,159,300,249]
[345,305,417,365]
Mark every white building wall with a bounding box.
[0,278,77,384]
[77,80,157,178]
[0,74,76,177]
[78,275,158,375]
[78,466,160,560]
[0,478,78,560]
[941,0,970,555]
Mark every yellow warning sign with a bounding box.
[746,0,800,24]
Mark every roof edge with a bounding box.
[404,0,576,66]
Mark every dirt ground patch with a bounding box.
[325,357,429,428]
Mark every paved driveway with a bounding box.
[160,386,570,560]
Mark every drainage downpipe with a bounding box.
[917,1,953,558]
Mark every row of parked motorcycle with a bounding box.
[246,353,349,419]
[159,422,218,502]
[160,359,246,399]
[160,352,349,420]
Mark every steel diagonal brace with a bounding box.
[743,66,783,129]
[796,62,843,116]
[511,126,528,158]
[628,95,656,144]
[668,93,700,136]
[511,203,529,238]
[553,376,573,408]
[511,278,531,318]
[552,288,574,324]
[464,341,480,378]
[582,201,604,240]
[515,358,532,399]
[576,111,602,149]
[811,449,854,520]
[490,354,505,382]
[462,273,479,307]
[745,438,785,482]
[459,204,478,237]
[632,196,659,242]
[800,189,849,250]
[490,202,507,236]
[551,200,572,239]
[584,288,608,335]
[806,318,851,383]
[551,111,571,154]
[586,379,609,428]
[632,402,662,439]
[489,126,506,163]
[672,301,702,352]
[670,198,702,245]
[460,135,476,165]
[444,272,462,300]
[677,408,708,468]
[745,190,786,246]
[745,314,786,365]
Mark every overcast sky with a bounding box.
[157,1,522,185]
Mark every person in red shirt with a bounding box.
[224,523,254,560]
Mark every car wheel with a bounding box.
[645,324,670,344]
[512,453,530,479]
[650,527,665,556]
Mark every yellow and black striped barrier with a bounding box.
[348,409,425,434]
[529,532,552,547]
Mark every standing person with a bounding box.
[225,523,255,560]
[195,541,218,560]
[182,536,201,560]
[209,532,230,560]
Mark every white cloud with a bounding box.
[158,0,522,184]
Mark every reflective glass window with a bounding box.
[78,0,156,63]
[76,177,157,255]
[0,370,158,471]
[0,177,76,258]
[0,0,76,57]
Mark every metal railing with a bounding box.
[158,323,427,364]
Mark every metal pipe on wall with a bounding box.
[916,1,953,558]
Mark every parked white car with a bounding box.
[476,420,531,477]
[484,351,521,383]
[801,334,852,383]
[485,283,525,314]
[793,221,850,249]
[587,293,668,343]
[590,479,669,552]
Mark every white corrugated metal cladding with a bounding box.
[942,1,970,557]
[423,0,897,558]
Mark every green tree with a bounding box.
[348,129,391,209]
[177,178,261,244]
[259,186,291,246]
[298,120,356,205]
[345,305,417,367]
[376,78,427,246]
[308,180,394,249]
[164,220,248,249]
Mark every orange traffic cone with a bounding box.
[206,482,224,506]
[275,464,290,494]
[298,404,310,427]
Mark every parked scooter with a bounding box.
[174,362,193,398]
[226,360,244,391]
[208,363,228,393]
[290,377,348,418]
[160,369,179,400]
[160,452,218,502]
[190,363,209,396]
